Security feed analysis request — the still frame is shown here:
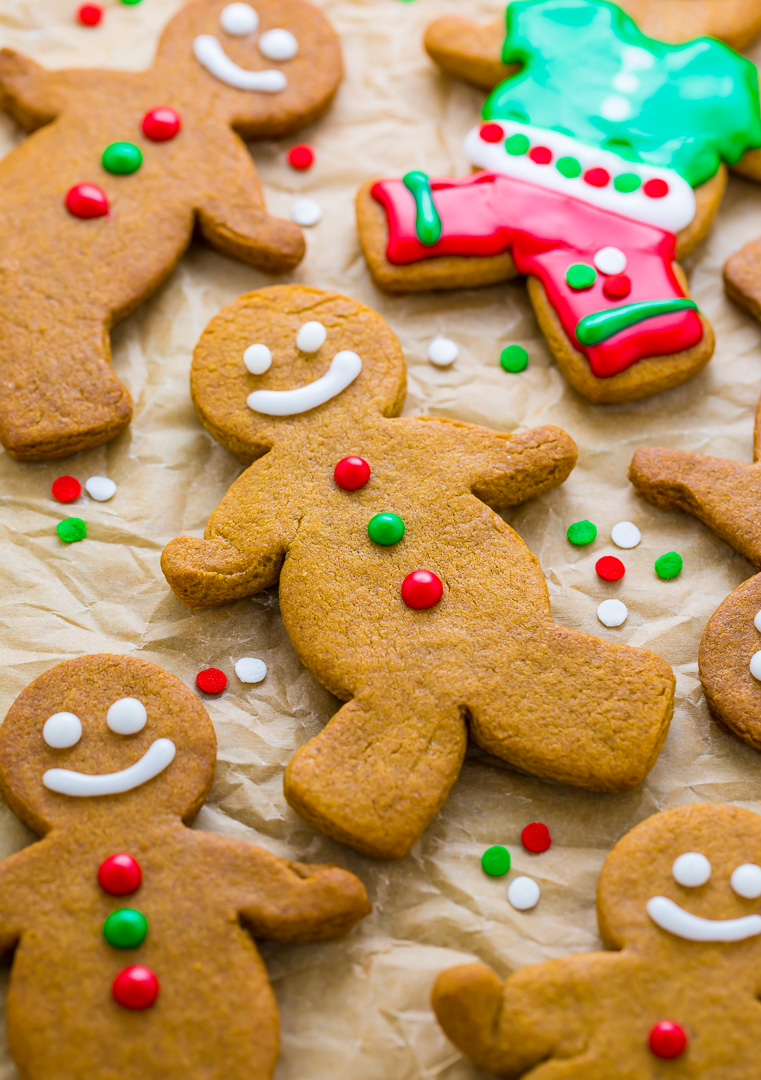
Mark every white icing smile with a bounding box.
[193,35,287,92]
[43,738,176,798]
[647,895,761,942]
[247,350,362,416]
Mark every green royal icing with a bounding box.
[576,298,698,345]
[482,0,761,187]
[402,170,442,245]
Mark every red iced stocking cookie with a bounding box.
[0,0,341,461]
[0,654,369,1080]
[434,804,761,1078]
[161,284,675,859]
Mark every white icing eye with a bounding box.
[672,852,711,888]
[219,3,258,35]
[296,321,327,353]
[244,343,272,374]
[106,698,147,736]
[755,609,761,632]
[731,863,761,899]
[43,712,82,749]
[258,28,298,61]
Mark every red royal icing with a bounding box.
[401,570,443,610]
[65,183,109,219]
[479,123,504,144]
[521,822,551,852]
[112,966,160,1010]
[528,146,552,164]
[371,171,703,377]
[603,273,631,299]
[596,555,625,581]
[583,167,610,187]
[51,475,81,503]
[334,456,371,491]
[142,107,181,142]
[98,853,142,896]
[644,178,669,199]
[649,1020,687,1059]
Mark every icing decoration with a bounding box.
[85,475,116,501]
[566,264,596,290]
[52,476,81,503]
[247,351,362,416]
[142,107,181,142]
[103,908,148,949]
[56,517,87,543]
[65,183,108,219]
[219,2,258,35]
[112,965,159,1010]
[567,520,596,545]
[649,1021,687,1060]
[602,274,630,299]
[77,4,102,26]
[402,171,442,246]
[401,570,443,610]
[749,651,761,682]
[428,337,458,367]
[258,28,298,61]
[334,456,370,491]
[646,895,761,941]
[595,555,624,581]
[611,521,640,548]
[480,122,504,143]
[101,142,142,176]
[529,145,551,165]
[288,144,314,170]
[507,875,540,911]
[672,852,711,887]
[584,167,609,188]
[368,512,405,546]
[297,321,327,353]
[597,598,627,627]
[192,36,287,92]
[106,697,147,736]
[42,738,176,796]
[575,299,697,346]
[482,845,511,876]
[196,668,227,694]
[654,551,683,579]
[43,712,82,749]
[290,196,322,226]
[500,344,528,372]
[521,822,551,853]
[98,853,142,896]
[594,246,627,275]
[755,610,761,633]
[731,864,761,899]
[234,657,267,683]
[244,343,272,374]
[120,0,143,6]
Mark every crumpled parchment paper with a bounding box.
[1,1,761,1076]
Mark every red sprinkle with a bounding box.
[521,822,551,853]
[596,556,625,582]
[51,476,81,503]
[643,178,669,199]
[479,123,504,144]
[196,668,227,694]
[401,570,443,610]
[603,273,631,300]
[583,167,610,188]
[528,145,552,165]
[77,3,103,25]
[65,183,109,219]
[112,966,160,1010]
[649,1021,687,1059]
[98,853,142,896]
[334,456,371,491]
[142,106,181,142]
[287,143,315,170]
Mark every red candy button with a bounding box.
[401,570,443,610]
[51,475,81,503]
[583,167,610,188]
[643,178,669,199]
[77,3,103,25]
[528,145,552,165]
[65,183,109,219]
[98,853,142,896]
[603,273,631,300]
[334,456,371,491]
[649,1021,687,1059]
[521,822,551,853]
[196,668,227,694]
[112,965,160,1010]
[288,143,315,170]
[596,556,625,581]
[479,122,504,144]
[142,107,181,142]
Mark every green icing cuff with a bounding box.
[576,299,698,346]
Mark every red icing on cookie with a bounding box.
[603,273,631,299]
[478,123,504,144]
[644,178,669,199]
[528,146,552,164]
[583,167,610,187]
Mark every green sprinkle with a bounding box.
[500,344,528,372]
[481,845,511,877]
[57,518,87,543]
[102,141,143,175]
[613,172,641,193]
[120,0,143,5]
[655,551,683,579]
[556,155,581,178]
[368,512,405,546]
[567,520,597,546]
[103,908,148,949]
[505,133,530,156]
[566,263,596,290]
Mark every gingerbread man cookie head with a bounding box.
[0,655,216,836]
[191,285,407,460]
[155,0,342,138]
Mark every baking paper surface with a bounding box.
[1,1,761,1076]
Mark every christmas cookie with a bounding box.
[161,284,675,859]
[0,0,342,461]
[358,0,761,403]
[0,654,369,1079]
[434,803,761,1077]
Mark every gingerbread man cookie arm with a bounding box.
[0,49,68,131]
[424,16,513,91]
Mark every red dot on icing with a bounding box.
[196,668,227,694]
[603,273,631,300]
[51,475,82,503]
[65,183,109,219]
[98,853,142,897]
[142,107,181,142]
[112,966,160,1010]
[288,144,315,170]
[583,167,610,188]
[643,177,669,199]
[334,456,371,491]
[649,1021,687,1059]
[479,122,504,144]
[596,556,625,581]
[528,146,552,165]
[521,822,551,853]
[77,3,103,25]
[401,570,443,610]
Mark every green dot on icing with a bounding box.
[556,156,581,178]
[56,517,87,543]
[500,344,528,373]
[102,141,143,175]
[567,520,597,546]
[655,551,683,579]
[505,133,530,156]
[481,846,511,877]
[566,263,596,290]
[613,173,641,193]
[368,512,405,546]
[103,908,147,949]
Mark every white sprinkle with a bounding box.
[610,521,641,549]
[297,321,327,353]
[593,246,627,276]
[235,657,268,683]
[750,651,761,681]
[219,2,258,35]
[754,609,761,633]
[244,343,272,374]
[600,95,632,122]
[290,197,322,227]
[597,598,628,627]
[507,876,540,911]
[85,476,116,502]
[258,27,298,61]
[427,336,459,367]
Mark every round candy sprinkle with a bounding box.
[507,875,540,911]
[287,143,315,170]
[597,598,627,627]
[644,178,669,199]
[102,141,143,176]
[401,569,443,610]
[52,475,81,503]
[428,336,459,367]
[603,273,631,299]
[244,343,272,374]
[479,122,503,143]
[290,196,321,227]
[649,1020,687,1060]
[755,608,761,633]
[556,155,581,178]
[368,512,405,546]
[142,106,181,142]
[98,853,142,896]
[566,263,596,290]
[235,657,267,683]
[583,167,610,188]
[334,456,370,491]
[521,823,551,853]
[481,845,511,877]
[749,651,761,682]
[112,966,159,1010]
[85,475,117,501]
[196,668,227,694]
[500,344,528,373]
[120,0,144,5]
[654,551,683,579]
[593,246,627,275]
[57,517,87,543]
[77,3,103,25]
[567,520,596,546]
[528,145,552,165]
[297,321,327,353]
[505,133,530,155]
[595,555,625,582]
[104,908,148,949]
[611,521,641,549]
[65,183,109,219]
[731,863,761,899]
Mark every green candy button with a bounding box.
[556,155,581,178]
[500,344,528,373]
[566,263,596,290]
[103,908,147,949]
[57,517,87,543]
[102,141,143,175]
[505,133,530,156]
[368,512,405,546]
[481,845,511,877]
[567,519,597,546]
[655,551,683,579]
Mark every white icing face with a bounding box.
[247,350,362,416]
[258,27,298,61]
[43,712,82,749]
[219,2,258,35]
[193,3,298,93]
[646,850,761,942]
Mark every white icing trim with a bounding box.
[464,120,695,233]
[247,351,362,415]
[646,895,761,942]
[43,738,176,797]
[193,36,287,92]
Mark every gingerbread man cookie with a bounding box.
[0,653,369,1080]
[0,0,341,461]
[434,803,761,1078]
[630,392,761,751]
[161,284,675,859]
[358,0,761,403]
